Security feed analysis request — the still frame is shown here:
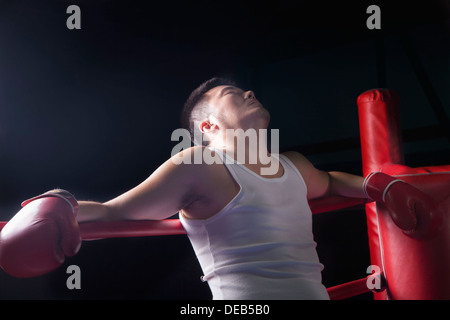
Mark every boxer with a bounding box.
[0,78,438,299]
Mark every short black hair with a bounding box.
[181,77,236,146]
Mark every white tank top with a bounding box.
[179,149,329,300]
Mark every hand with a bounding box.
[364,172,444,238]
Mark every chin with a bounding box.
[241,106,271,129]
[258,107,271,124]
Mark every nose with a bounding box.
[245,90,255,100]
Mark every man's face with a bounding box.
[202,85,270,132]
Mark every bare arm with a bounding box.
[283,151,366,200]
[327,171,365,199]
[77,201,114,223]
[76,147,203,223]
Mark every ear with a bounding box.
[199,119,219,134]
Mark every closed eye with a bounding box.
[219,86,243,97]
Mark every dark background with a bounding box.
[0,0,449,299]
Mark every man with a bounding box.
[0,78,433,299]
[76,77,366,299]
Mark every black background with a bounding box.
[0,0,449,300]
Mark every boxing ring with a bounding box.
[1,88,449,299]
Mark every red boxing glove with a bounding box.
[0,189,81,278]
[363,172,443,238]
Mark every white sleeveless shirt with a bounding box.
[179,149,329,300]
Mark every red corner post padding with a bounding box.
[357,88,450,300]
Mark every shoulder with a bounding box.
[171,147,240,220]
[281,151,319,186]
[282,151,330,200]
[282,150,307,162]
[169,145,206,165]
[168,145,224,171]
[281,151,316,175]
[167,145,228,183]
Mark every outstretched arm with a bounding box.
[0,147,203,278]
[283,151,366,200]
[327,171,365,199]
[77,147,203,222]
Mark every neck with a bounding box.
[211,127,278,167]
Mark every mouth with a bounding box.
[248,99,261,108]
